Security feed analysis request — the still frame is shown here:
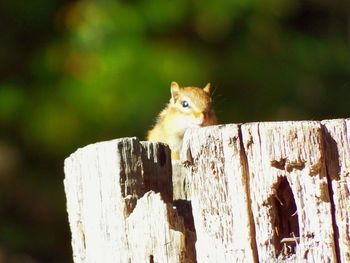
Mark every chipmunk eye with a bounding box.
[181,100,189,108]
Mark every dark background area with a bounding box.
[0,0,349,262]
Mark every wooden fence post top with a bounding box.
[64,118,350,263]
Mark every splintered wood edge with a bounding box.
[64,138,197,263]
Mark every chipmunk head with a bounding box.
[168,81,216,129]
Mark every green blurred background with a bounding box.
[0,0,349,262]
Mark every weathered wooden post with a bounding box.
[180,124,257,262]
[242,121,335,262]
[322,119,350,263]
[64,119,350,263]
[64,138,196,262]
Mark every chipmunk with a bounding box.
[147,81,218,160]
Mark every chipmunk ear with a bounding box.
[203,83,211,94]
[170,81,180,100]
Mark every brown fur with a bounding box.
[147,82,218,160]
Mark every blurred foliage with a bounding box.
[0,0,349,261]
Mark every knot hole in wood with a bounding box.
[271,176,300,259]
